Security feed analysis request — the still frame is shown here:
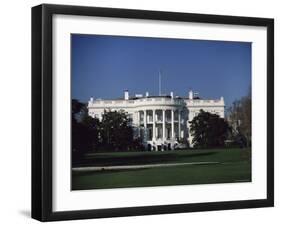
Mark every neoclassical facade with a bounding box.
[88,90,225,151]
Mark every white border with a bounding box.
[53,15,267,211]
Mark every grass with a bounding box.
[72,148,251,190]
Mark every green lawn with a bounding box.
[72,148,251,190]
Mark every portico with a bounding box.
[138,108,183,151]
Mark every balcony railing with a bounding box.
[89,97,185,108]
[186,99,224,106]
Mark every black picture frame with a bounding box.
[32,3,274,222]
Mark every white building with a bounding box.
[88,90,225,151]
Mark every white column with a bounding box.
[137,111,140,124]
[162,109,166,140]
[144,110,147,127]
[144,110,147,140]
[153,110,156,140]
[178,110,181,139]
[137,111,141,137]
[171,110,174,139]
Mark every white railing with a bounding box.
[186,99,224,106]
[89,97,185,108]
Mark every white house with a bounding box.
[88,90,225,151]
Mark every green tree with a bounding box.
[72,100,143,158]
[190,110,230,148]
[72,99,100,164]
[99,110,135,151]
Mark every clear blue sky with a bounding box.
[71,34,251,108]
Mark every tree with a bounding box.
[72,99,100,164]
[228,89,251,147]
[190,110,230,148]
[99,110,135,151]
[72,100,143,158]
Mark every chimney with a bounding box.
[189,90,193,100]
[124,90,129,100]
[170,91,174,99]
[90,97,94,102]
[145,91,149,97]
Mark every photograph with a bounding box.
[31,3,274,221]
[71,34,252,190]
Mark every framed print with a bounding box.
[32,4,274,221]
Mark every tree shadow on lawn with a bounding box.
[74,151,217,167]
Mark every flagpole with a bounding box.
[159,70,161,96]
